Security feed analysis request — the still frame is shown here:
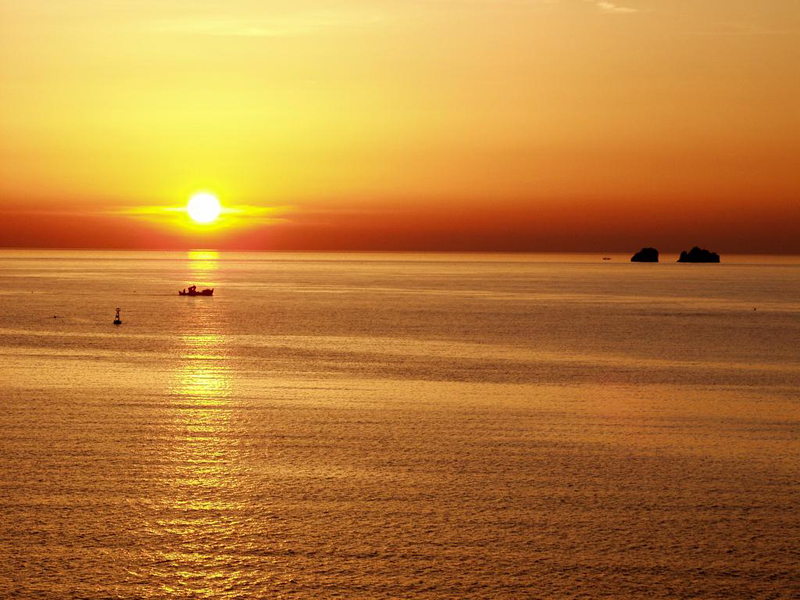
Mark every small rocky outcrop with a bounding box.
[631,247,659,262]
[678,247,720,263]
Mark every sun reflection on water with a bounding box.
[186,250,219,288]
[174,334,231,404]
[188,250,219,265]
[156,301,248,594]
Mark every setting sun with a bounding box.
[187,193,221,224]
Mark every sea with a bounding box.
[0,250,798,599]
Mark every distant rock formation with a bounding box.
[678,247,720,263]
[631,247,659,262]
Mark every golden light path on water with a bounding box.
[187,250,220,282]
[174,334,231,405]
[160,249,247,595]
[163,331,240,596]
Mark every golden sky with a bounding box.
[1,0,798,251]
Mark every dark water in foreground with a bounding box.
[0,251,798,598]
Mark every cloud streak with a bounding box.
[120,204,292,230]
[588,1,638,14]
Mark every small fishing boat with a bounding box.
[179,285,214,297]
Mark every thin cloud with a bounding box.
[120,204,292,228]
[588,1,638,15]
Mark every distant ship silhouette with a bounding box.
[179,285,214,297]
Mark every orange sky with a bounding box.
[1,1,798,252]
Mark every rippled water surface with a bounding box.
[1,251,798,598]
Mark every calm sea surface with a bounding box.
[0,250,798,599]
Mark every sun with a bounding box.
[187,192,221,224]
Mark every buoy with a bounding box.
[113,308,122,325]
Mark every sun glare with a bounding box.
[187,193,222,224]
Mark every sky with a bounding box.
[1,0,798,252]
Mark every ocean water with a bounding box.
[0,250,798,599]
